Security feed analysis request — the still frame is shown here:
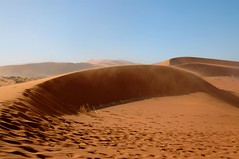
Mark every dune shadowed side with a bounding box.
[20,65,239,116]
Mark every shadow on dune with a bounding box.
[14,65,239,116]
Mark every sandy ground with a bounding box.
[64,93,239,159]
[1,60,239,159]
[0,77,51,103]
[1,93,239,159]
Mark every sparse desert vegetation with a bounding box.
[0,76,41,87]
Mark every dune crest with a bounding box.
[169,56,239,67]
[176,63,239,77]
[157,57,239,77]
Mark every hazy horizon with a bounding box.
[0,0,239,66]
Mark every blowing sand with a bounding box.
[1,60,239,159]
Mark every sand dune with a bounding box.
[1,64,238,114]
[1,64,239,158]
[176,63,239,77]
[16,65,239,116]
[0,62,96,77]
[169,56,239,67]
[157,57,239,77]
[157,60,170,66]
[0,60,133,77]
[87,59,135,66]
[205,76,239,95]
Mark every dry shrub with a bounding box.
[78,104,96,114]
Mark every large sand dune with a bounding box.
[1,63,239,158]
[18,65,239,116]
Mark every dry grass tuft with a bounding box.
[78,104,96,114]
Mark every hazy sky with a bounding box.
[0,0,239,65]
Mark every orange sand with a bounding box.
[1,58,239,158]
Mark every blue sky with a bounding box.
[0,0,239,65]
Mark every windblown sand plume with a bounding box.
[1,63,239,158]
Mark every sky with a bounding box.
[0,0,239,66]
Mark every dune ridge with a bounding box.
[169,57,239,67]
[15,65,239,116]
[157,57,239,77]
[176,63,239,77]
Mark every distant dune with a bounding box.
[157,57,239,77]
[0,60,134,77]
[176,63,239,77]
[169,56,239,67]
[205,76,239,96]
[87,59,135,66]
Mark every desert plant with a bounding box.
[78,104,96,114]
